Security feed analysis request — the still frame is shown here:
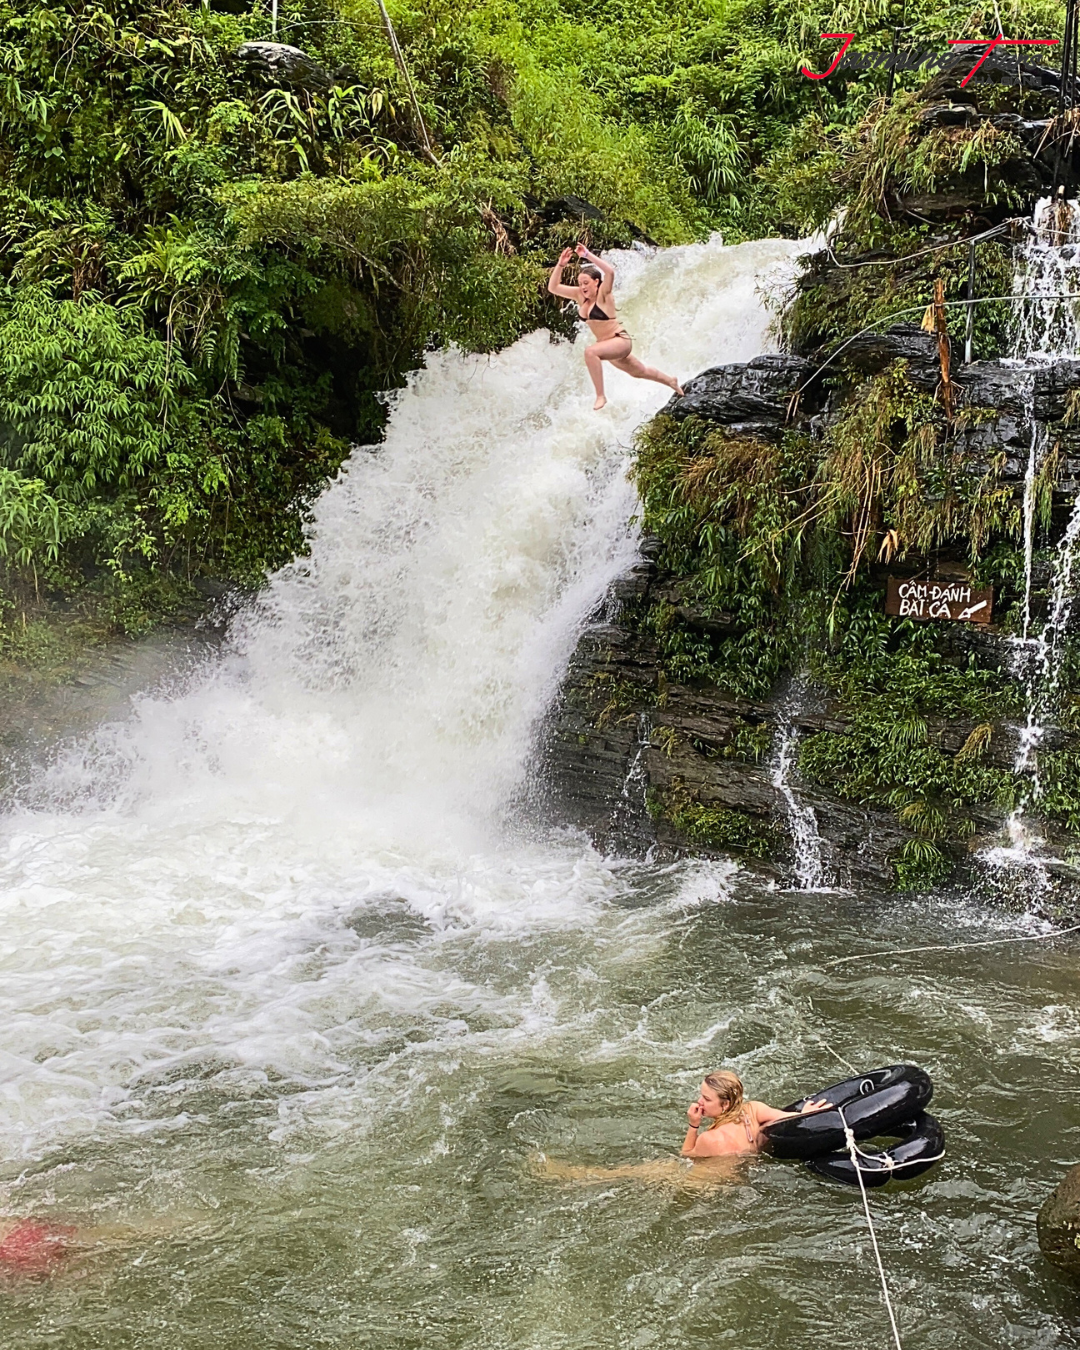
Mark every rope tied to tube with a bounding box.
[836,1103,905,1350]
[824,921,1080,969]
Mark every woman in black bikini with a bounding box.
[547,243,684,411]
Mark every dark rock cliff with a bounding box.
[539,54,1080,897]
[540,337,1080,892]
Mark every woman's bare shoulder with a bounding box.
[690,1127,727,1157]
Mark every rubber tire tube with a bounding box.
[805,1112,945,1187]
[761,1065,933,1161]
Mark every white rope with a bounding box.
[837,1104,904,1350]
[818,1036,859,1075]
[825,921,1080,968]
[845,1134,947,1173]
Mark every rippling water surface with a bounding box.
[1,234,1077,1347]
[2,863,1079,1349]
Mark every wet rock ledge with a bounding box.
[539,333,1080,894]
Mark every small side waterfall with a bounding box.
[768,678,828,891]
[986,199,1080,888]
[1014,495,1080,789]
[1012,196,1080,359]
[1018,411,1047,641]
[608,712,652,847]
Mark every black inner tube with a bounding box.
[761,1065,933,1160]
[807,1112,946,1188]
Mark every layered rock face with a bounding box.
[540,55,1080,894]
[543,339,1080,890]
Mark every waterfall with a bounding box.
[986,199,1080,885]
[1018,411,1047,641]
[1012,196,1080,360]
[768,678,828,891]
[607,711,652,848]
[0,235,807,1160]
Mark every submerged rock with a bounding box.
[1038,1164,1080,1278]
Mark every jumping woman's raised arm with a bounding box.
[574,242,614,280]
[547,247,580,300]
[563,240,683,412]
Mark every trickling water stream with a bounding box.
[985,198,1080,885]
[0,235,1078,1349]
[768,677,829,891]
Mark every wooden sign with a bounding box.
[886,576,993,623]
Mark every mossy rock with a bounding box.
[1037,1163,1080,1278]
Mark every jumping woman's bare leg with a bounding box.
[585,336,633,410]
[612,353,684,397]
[583,345,607,410]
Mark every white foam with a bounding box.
[0,235,806,1158]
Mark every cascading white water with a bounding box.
[1017,409,1046,641]
[0,235,806,1162]
[608,712,652,848]
[987,198,1080,880]
[767,678,827,891]
[1012,196,1080,359]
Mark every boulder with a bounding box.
[538,195,605,224]
[1038,1163,1080,1277]
[1033,359,1080,423]
[236,42,333,92]
[664,354,822,436]
[835,323,942,389]
[923,51,1070,104]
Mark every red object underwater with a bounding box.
[0,1219,77,1276]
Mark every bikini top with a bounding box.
[588,301,612,321]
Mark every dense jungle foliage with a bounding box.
[3,0,1076,884]
[616,0,1080,886]
[0,0,1065,650]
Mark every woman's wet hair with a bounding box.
[702,1070,746,1126]
[579,265,603,284]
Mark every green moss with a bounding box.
[583,671,650,728]
[723,722,771,764]
[651,784,776,859]
[651,724,683,757]
[1035,747,1080,835]
[627,341,1047,877]
[839,95,1029,249]
[630,419,821,696]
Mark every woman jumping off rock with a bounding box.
[548,243,684,411]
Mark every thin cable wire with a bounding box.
[822,220,1012,271]
[793,291,1080,399]
[825,921,1080,968]
[837,1104,904,1350]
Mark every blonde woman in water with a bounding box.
[535,1070,828,1184]
[548,243,684,410]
